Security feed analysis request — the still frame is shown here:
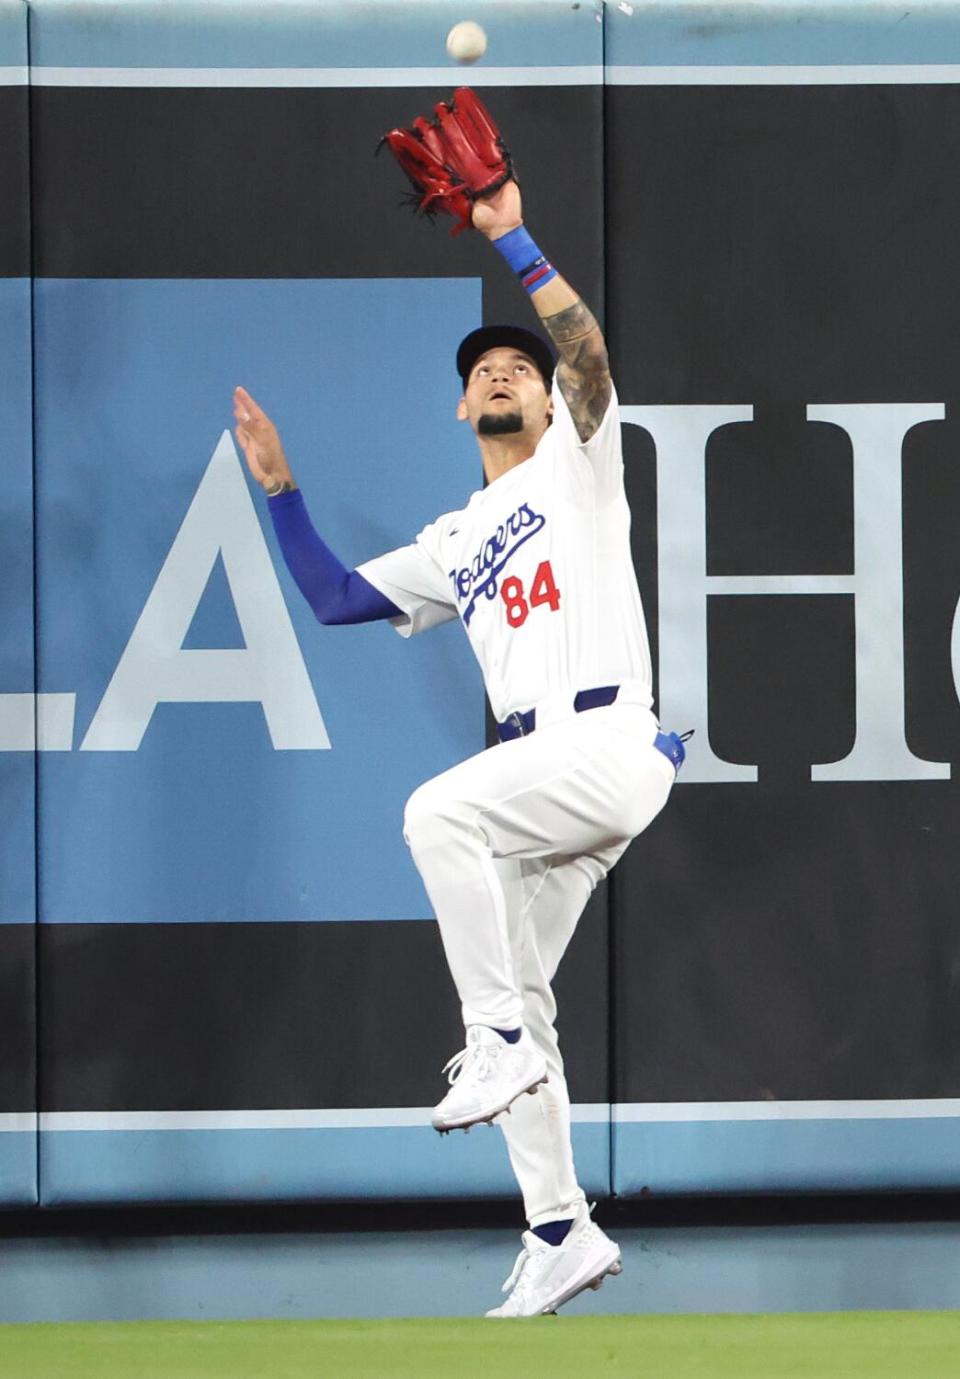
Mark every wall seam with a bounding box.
[599,0,616,1209]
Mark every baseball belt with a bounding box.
[496,687,691,772]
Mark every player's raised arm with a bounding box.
[471,180,612,445]
[382,88,610,446]
[231,386,404,626]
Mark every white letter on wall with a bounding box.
[807,403,947,781]
[82,432,330,751]
[622,405,755,782]
[622,403,947,783]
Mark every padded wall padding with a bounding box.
[28,0,960,1207]
[29,0,609,1203]
[0,0,37,1205]
[606,3,960,1193]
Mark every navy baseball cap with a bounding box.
[456,325,556,391]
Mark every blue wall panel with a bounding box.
[0,0,37,1207]
[28,0,599,73]
[31,0,608,1207]
[37,1120,609,1206]
[33,277,483,926]
[604,0,960,72]
[614,1113,960,1197]
[0,279,34,910]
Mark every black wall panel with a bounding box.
[30,86,604,301]
[0,85,29,275]
[40,912,608,1112]
[0,926,36,1112]
[608,83,960,1105]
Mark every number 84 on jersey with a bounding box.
[501,560,561,629]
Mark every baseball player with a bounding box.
[233,96,684,1318]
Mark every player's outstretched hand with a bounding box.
[472,179,523,241]
[233,386,295,492]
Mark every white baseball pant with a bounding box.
[403,700,675,1225]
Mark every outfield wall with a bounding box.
[0,0,36,1208]
[4,0,960,1207]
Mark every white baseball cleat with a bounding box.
[431,1025,547,1133]
[485,1202,622,1318]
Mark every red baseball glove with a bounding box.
[381,88,515,235]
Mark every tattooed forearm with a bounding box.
[541,300,612,443]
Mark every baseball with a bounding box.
[446,19,487,64]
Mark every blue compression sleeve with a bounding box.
[267,488,401,625]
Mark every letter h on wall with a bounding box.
[621,404,949,784]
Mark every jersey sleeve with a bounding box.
[267,488,402,625]
[356,522,459,638]
[549,376,624,505]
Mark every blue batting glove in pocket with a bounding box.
[654,729,693,773]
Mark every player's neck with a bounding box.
[477,425,547,486]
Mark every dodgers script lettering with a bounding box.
[450,503,547,626]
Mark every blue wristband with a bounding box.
[492,225,558,294]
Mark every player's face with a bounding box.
[457,348,553,440]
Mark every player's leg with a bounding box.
[413,833,548,1133]
[404,703,674,1131]
[404,703,672,1032]
[494,850,616,1226]
[486,848,627,1317]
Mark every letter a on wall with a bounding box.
[82,433,329,751]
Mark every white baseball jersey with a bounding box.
[357,380,654,724]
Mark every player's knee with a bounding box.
[403,781,460,852]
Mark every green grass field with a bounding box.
[0,1313,958,1379]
